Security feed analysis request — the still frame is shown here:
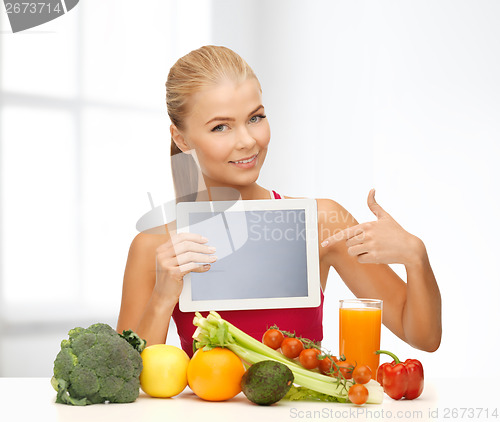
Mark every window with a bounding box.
[0,0,211,376]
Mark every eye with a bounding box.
[249,114,266,124]
[211,124,227,132]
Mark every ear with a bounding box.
[170,124,190,153]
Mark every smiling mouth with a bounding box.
[229,153,258,164]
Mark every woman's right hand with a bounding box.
[154,233,217,301]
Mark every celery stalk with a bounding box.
[192,311,383,404]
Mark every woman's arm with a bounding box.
[402,241,442,352]
[116,228,216,346]
[116,232,176,345]
[318,196,442,352]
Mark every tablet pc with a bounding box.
[176,198,320,312]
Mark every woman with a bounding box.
[117,45,441,356]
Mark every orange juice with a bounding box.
[339,304,382,379]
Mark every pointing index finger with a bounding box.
[321,224,364,247]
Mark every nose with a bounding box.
[235,125,257,149]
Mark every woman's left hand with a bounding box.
[321,189,423,266]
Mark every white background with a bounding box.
[1,0,499,382]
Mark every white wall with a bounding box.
[0,0,208,376]
[1,0,499,380]
[210,0,500,379]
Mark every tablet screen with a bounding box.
[177,198,320,311]
[189,209,308,301]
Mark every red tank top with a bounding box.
[171,190,324,356]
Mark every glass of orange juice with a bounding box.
[339,299,382,378]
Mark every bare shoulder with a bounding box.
[316,198,357,225]
[282,195,358,233]
[128,222,175,257]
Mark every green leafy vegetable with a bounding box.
[284,385,346,402]
[119,329,147,353]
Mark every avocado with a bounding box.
[240,360,294,405]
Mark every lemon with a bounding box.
[140,344,190,398]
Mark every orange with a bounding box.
[187,347,245,401]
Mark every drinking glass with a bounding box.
[339,299,382,378]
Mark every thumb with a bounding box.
[367,188,390,219]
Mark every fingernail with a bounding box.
[203,264,211,269]
[321,240,329,247]
[210,255,217,262]
[208,246,216,252]
[201,236,208,242]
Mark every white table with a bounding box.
[0,377,496,422]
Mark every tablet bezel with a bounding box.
[176,198,320,312]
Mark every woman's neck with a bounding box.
[199,178,269,201]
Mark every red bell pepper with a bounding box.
[375,350,424,400]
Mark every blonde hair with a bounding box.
[166,45,260,201]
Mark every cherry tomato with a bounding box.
[319,356,333,375]
[262,329,285,350]
[348,384,368,405]
[352,365,372,384]
[318,355,338,375]
[280,337,304,359]
[299,348,321,369]
[335,361,354,379]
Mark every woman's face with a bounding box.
[176,77,270,189]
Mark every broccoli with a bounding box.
[51,323,146,405]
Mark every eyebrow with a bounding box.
[204,105,264,126]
